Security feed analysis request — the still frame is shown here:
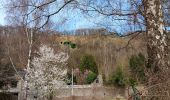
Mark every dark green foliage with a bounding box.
[86,71,97,84]
[63,41,71,45]
[80,54,98,74]
[127,77,137,86]
[129,53,146,83]
[70,43,76,49]
[109,66,126,87]
[63,41,76,49]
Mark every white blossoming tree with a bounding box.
[26,45,69,100]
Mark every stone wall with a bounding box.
[54,86,125,99]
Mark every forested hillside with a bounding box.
[0,26,147,82]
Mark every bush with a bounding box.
[86,71,97,84]
[63,41,76,49]
[109,66,126,87]
[129,53,146,83]
[70,43,76,49]
[80,54,98,74]
[63,41,71,45]
[127,77,137,86]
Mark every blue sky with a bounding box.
[0,9,5,25]
[0,0,6,25]
[52,8,106,32]
[50,1,141,34]
[0,1,101,30]
[0,0,144,34]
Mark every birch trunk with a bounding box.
[25,28,33,100]
[143,0,169,99]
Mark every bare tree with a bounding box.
[6,0,76,29]
[5,0,170,99]
[76,0,170,99]
[76,0,169,98]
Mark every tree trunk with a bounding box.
[143,0,169,99]
[25,28,33,100]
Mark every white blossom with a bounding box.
[26,45,69,98]
[155,35,160,40]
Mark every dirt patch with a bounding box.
[54,96,126,100]
[55,96,106,100]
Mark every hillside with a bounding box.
[54,32,147,80]
[0,27,147,82]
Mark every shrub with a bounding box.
[127,77,137,86]
[70,43,76,49]
[63,41,71,45]
[86,71,97,84]
[80,54,98,74]
[129,53,146,83]
[63,41,76,49]
[109,66,126,87]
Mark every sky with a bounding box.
[0,9,5,25]
[0,0,6,25]
[49,0,142,34]
[0,1,99,30]
[52,8,107,32]
[0,0,144,34]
